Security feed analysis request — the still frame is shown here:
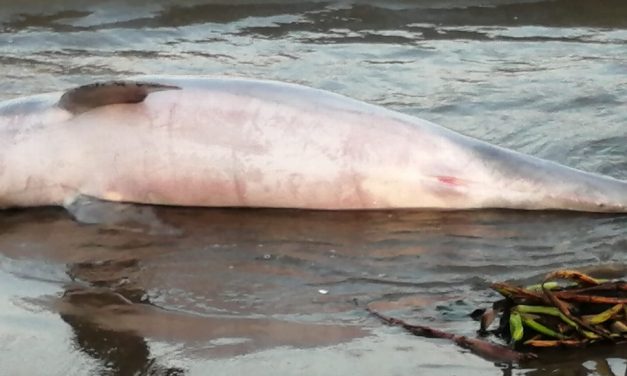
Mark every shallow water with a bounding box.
[1,1,626,375]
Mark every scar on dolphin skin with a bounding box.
[436,176,466,187]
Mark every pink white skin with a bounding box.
[0,75,626,212]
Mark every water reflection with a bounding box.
[28,208,370,372]
[61,308,185,376]
[522,348,627,376]
[0,208,625,374]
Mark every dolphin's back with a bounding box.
[0,93,59,117]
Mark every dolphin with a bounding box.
[0,75,626,222]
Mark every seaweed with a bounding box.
[368,269,626,362]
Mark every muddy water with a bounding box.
[1,0,627,375]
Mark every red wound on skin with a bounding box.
[436,176,464,186]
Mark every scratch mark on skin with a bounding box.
[231,149,246,206]
[113,152,121,178]
[167,101,176,127]
[163,99,178,183]
[350,171,367,208]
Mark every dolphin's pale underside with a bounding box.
[0,75,626,215]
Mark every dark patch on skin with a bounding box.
[58,80,181,115]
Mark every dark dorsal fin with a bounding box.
[58,80,180,115]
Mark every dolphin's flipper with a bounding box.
[63,194,181,235]
[58,81,180,115]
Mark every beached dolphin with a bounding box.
[0,75,626,222]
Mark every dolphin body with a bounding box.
[0,75,626,216]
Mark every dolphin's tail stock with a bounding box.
[471,140,627,213]
[539,165,627,213]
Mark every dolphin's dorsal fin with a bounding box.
[58,80,180,115]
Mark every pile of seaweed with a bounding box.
[478,270,626,349]
[368,270,626,362]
